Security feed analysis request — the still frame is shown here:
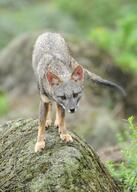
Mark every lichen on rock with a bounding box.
[0,118,122,191]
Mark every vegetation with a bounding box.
[89,15,137,73]
[0,0,137,72]
[107,117,137,191]
[0,92,8,116]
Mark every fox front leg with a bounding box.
[55,103,73,142]
[35,101,52,152]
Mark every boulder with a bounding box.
[0,119,122,191]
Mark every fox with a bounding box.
[32,32,126,152]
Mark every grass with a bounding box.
[107,116,137,191]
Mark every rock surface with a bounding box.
[0,119,122,192]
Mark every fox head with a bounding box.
[45,65,84,113]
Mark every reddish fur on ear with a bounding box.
[71,65,84,81]
[46,71,61,86]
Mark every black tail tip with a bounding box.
[119,88,127,97]
[99,79,127,97]
[110,83,127,97]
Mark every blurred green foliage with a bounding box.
[107,116,137,191]
[0,92,8,116]
[54,0,137,73]
[0,1,80,49]
[56,0,122,29]
[89,14,137,73]
[0,0,137,73]
[0,0,38,9]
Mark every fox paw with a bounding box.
[54,121,59,128]
[60,133,73,142]
[45,119,52,128]
[35,141,45,152]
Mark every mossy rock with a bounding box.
[0,119,122,191]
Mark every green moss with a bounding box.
[0,119,122,191]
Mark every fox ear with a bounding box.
[71,65,84,82]
[45,71,61,86]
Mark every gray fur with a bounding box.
[53,81,82,111]
[32,32,83,111]
[32,32,125,112]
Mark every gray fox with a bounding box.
[32,32,126,152]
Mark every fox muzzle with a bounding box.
[68,108,76,113]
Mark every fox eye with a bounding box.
[73,93,78,98]
[60,95,66,100]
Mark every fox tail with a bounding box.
[84,68,126,97]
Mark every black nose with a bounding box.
[70,108,75,113]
